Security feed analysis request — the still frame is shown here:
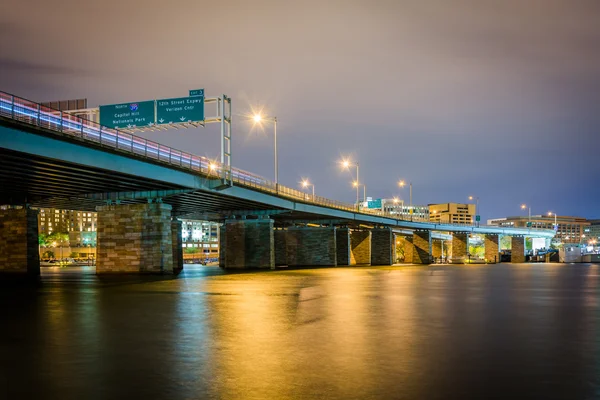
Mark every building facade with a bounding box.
[38,208,97,246]
[180,219,220,258]
[488,215,590,243]
[428,203,476,225]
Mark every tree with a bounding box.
[42,250,55,259]
[39,233,50,247]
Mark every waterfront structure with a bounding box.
[380,199,429,221]
[428,203,476,225]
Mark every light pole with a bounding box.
[399,180,412,221]
[547,211,557,226]
[253,114,278,190]
[521,204,531,223]
[341,159,360,211]
[301,179,315,200]
[353,182,366,203]
[469,195,479,227]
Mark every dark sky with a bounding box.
[2,0,599,220]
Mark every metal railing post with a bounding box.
[37,104,41,126]
[59,111,63,132]
[10,95,14,118]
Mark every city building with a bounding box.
[583,219,600,245]
[487,215,590,243]
[38,208,97,246]
[374,198,430,221]
[180,219,220,257]
[428,203,476,225]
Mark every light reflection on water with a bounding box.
[1,263,600,399]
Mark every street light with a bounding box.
[341,158,360,211]
[521,204,531,223]
[301,179,315,200]
[469,195,479,227]
[547,211,557,227]
[353,181,366,203]
[399,180,412,221]
[252,113,278,190]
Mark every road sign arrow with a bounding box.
[159,118,164,123]
[180,116,186,121]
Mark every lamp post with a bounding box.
[353,182,366,203]
[301,179,315,201]
[547,211,557,226]
[399,180,412,221]
[253,114,278,190]
[341,159,360,211]
[469,195,479,227]
[521,204,531,223]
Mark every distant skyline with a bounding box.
[2,0,598,219]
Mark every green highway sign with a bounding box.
[189,89,204,97]
[367,199,382,209]
[156,96,204,125]
[475,215,480,222]
[99,100,155,129]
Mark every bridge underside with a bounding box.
[0,147,346,223]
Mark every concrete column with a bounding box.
[224,218,274,269]
[371,228,393,266]
[392,234,398,264]
[511,236,525,263]
[0,208,40,276]
[274,229,287,266]
[403,236,414,264]
[171,220,183,274]
[350,230,371,265]
[96,203,174,274]
[412,230,432,264]
[451,233,468,264]
[286,226,336,266]
[432,240,442,261]
[336,227,351,266]
[218,224,226,268]
[484,234,499,264]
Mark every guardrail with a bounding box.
[0,91,554,233]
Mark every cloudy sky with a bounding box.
[2,0,599,219]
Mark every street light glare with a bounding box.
[253,114,262,123]
[398,180,405,187]
[521,204,527,209]
[302,180,309,187]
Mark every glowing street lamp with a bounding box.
[341,158,360,210]
[252,113,278,189]
[301,179,315,200]
[547,211,557,227]
[353,181,366,204]
[521,204,531,222]
[469,195,479,227]
[399,180,412,221]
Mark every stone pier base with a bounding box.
[484,234,499,264]
[412,230,432,264]
[451,233,468,264]
[511,236,526,263]
[96,203,175,274]
[371,228,393,266]
[286,226,336,267]
[224,218,274,269]
[0,208,40,276]
[336,228,351,266]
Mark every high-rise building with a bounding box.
[428,203,476,225]
[180,219,220,256]
[37,208,97,245]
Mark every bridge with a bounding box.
[0,91,555,275]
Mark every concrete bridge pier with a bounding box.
[171,219,183,274]
[511,236,526,263]
[274,228,287,266]
[371,227,393,266]
[285,226,337,267]
[223,217,274,269]
[412,230,432,264]
[0,208,40,276]
[350,230,371,265]
[484,234,500,264]
[451,233,468,264]
[403,236,414,264]
[432,239,443,262]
